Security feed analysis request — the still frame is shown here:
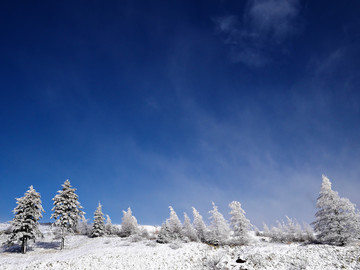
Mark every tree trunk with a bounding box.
[60,227,65,250]
[21,238,27,254]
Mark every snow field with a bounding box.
[1,233,212,270]
[216,242,360,270]
[1,224,360,270]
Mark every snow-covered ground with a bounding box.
[1,224,359,270]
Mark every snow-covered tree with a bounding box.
[355,211,360,239]
[269,220,285,242]
[120,207,139,237]
[286,217,307,241]
[182,212,198,242]
[285,217,296,235]
[7,186,44,254]
[312,175,359,245]
[156,206,183,243]
[262,223,271,237]
[167,206,182,234]
[91,202,106,237]
[207,202,230,245]
[192,207,207,242]
[51,179,84,249]
[156,221,173,243]
[229,201,251,245]
[303,222,315,242]
[105,214,116,235]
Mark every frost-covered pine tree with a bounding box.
[156,221,173,243]
[120,207,139,237]
[336,197,359,243]
[270,220,286,242]
[182,212,198,242]
[229,201,251,245]
[312,175,358,245]
[51,179,84,249]
[105,214,115,235]
[156,206,183,243]
[285,216,296,237]
[303,222,315,242]
[285,217,304,242]
[91,202,105,237]
[262,223,271,237]
[7,186,44,254]
[192,207,207,242]
[168,206,182,234]
[274,217,304,242]
[355,211,360,239]
[355,210,360,237]
[207,202,230,245]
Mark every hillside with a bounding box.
[1,224,359,270]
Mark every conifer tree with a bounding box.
[7,186,44,254]
[91,202,105,237]
[168,206,182,234]
[182,212,198,242]
[156,221,173,243]
[207,202,230,245]
[262,223,270,237]
[192,207,207,242]
[120,207,139,237]
[312,175,358,245]
[156,206,183,243]
[105,214,114,235]
[303,222,315,242]
[229,201,251,245]
[355,211,360,239]
[51,179,84,249]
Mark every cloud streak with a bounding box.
[215,0,302,67]
[246,0,301,41]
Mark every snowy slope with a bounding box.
[1,224,359,270]
[215,242,360,270]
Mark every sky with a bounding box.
[1,0,360,228]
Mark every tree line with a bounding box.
[3,175,360,254]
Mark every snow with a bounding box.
[1,224,359,270]
[215,242,360,270]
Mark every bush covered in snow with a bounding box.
[260,217,315,243]
[76,216,92,236]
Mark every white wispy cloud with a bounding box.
[308,48,345,76]
[246,0,301,41]
[215,0,302,67]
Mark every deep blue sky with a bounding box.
[1,0,360,227]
